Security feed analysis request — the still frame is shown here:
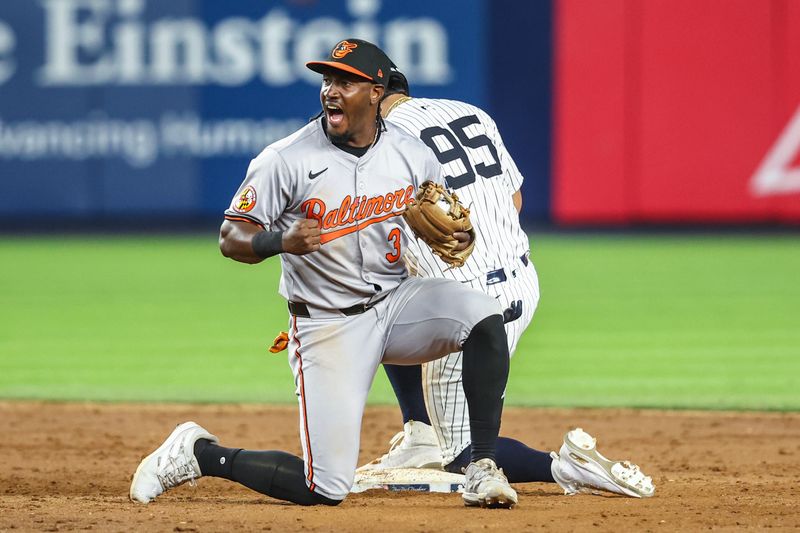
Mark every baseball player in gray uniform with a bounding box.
[357,70,655,499]
[129,39,519,508]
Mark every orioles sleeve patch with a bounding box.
[234,185,257,213]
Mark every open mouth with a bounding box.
[326,104,345,127]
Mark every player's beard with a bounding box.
[327,129,353,145]
[322,117,352,145]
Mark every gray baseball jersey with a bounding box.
[225,118,441,309]
[224,117,503,499]
[387,97,540,465]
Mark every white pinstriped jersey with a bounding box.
[386,98,530,282]
[387,97,540,464]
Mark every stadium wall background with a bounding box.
[0,0,797,228]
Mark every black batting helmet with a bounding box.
[387,66,410,96]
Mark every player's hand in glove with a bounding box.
[282,218,321,254]
[453,231,472,251]
[402,181,475,268]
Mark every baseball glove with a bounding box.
[402,181,475,268]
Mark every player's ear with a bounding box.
[371,84,385,105]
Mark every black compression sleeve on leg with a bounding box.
[195,439,240,479]
[460,314,509,463]
[194,440,340,506]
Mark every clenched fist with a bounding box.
[283,218,322,255]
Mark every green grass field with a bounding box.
[1,234,798,410]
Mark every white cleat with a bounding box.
[129,421,218,504]
[357,420,443,471]
[462,458,518,509]
[551,427,655,498]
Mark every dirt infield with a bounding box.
[1,402,798,532]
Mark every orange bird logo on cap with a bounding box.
[332,40,358,59]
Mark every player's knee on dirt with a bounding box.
[259,451,344,506]
[305,491,343,506]
[261,452,342,506]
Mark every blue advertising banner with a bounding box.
[0,0,551,224]
[487,0,551,223]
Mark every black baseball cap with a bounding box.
[306,39,392,88]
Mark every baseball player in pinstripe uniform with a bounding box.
[129,40,521,508]
[357,70,655,499]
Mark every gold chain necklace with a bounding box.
[384,95,412,117]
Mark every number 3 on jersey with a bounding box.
[419,114,502,189]
[386,228,401,263]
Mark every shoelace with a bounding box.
[386,431,406,453]
[465,461,509,488]
[362,431,406,466]
[157,452,196,490]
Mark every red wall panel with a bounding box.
[554,0,800,224]
[637,0,774,221]
[769,0,800,221]
[553,0,628,223]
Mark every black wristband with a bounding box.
[251,230,284,259]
